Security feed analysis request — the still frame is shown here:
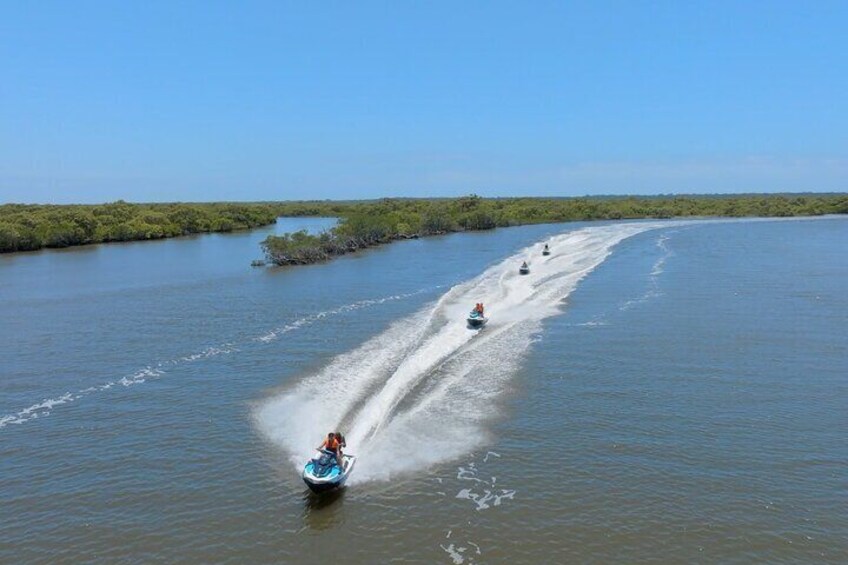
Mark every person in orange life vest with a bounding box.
[318,432,343,468]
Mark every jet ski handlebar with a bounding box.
[316,448,355,458]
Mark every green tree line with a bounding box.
[0,201,289,252]
[261,193,848,265]
[2,193,846,256]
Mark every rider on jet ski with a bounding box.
[474,303,484,316]
[317,432,344,468]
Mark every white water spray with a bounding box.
[254,221,674,481]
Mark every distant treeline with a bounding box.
[2,193,845,256]
[261,193,848,265]
[0,201,287,253]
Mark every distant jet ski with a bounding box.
[302,449,356,493]
[519,262,530,275]
[542,244,551,256]
[467,309,488,328]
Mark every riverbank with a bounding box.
[0,202,285,253]
[3,194,845,256]
[260,193,848,266]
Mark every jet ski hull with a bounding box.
[542,250,551,256]
[519,267,530,275]
[302,453,356,494]
[467,308,488,328]
[303,475,346,494]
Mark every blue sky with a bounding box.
[1,1,846,203]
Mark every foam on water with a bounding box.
[255,289,432,343]
[254,222,674,481]
[0,289,433,431]
[620,231,675,311]
[0,367,165,428]
[651,233,672,277]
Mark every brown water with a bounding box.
[1,217,846,563]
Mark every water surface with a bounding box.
[1,216,846,563]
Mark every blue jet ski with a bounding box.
[467,309,488,328]
[302,449,356,493]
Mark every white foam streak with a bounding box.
[2,289,429,431]
[0,366,166,428]
[177,344,239,362]
[118,367,165,387]
[621,232,674,311]
[651,234,671,277]
[255,290,433,343]
[0,393,75,427]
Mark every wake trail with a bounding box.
[6,216,833,434]
[0,288,434,431]
[254,221,681,481]
[620,231,675,311]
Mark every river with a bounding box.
[1,216,846,563]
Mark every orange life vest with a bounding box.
[324,437,340,451]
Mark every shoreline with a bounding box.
[2,194,846,257]
[0,201,324,254]
[260,193,848,267]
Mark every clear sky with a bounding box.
[1,1,846,203]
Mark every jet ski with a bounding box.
[467,309,488,328]
[542,245,551,256]
[519,262,530,275]
[302,449,357,493]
